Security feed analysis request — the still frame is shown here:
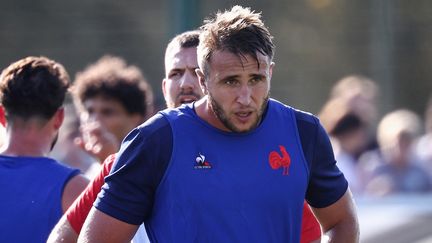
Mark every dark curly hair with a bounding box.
[0,56,70,121]
[72,55,153,117]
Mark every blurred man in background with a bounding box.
[71,55,154,177]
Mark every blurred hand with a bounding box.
[74,121,119,163]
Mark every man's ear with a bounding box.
[162,78,167,97]
[195,68,208,95]
[53,108,64,130]
[269,61,275,80]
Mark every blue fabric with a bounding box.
[0,155,79,243]
[95,99,348,242]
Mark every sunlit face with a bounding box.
[199,51,273,133]
[81,96,142,141]
[163,46,204,108]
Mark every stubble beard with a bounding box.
[50,132,59,152]
[208,94,269,133]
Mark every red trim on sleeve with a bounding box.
[300,202,321,243]
[0,107,6,127]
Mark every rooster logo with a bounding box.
[268,145,291,175]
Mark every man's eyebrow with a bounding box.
[219,74,240,81]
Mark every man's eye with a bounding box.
[224,79,237,85]
[169,72,182,79]
[250,76,263,84]
[101,109,115,116]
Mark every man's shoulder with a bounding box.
[0,155,77,172]
[292,108,318,127]
[269,99,318,126]
[158,104,194,120]
[136,112,172,136]
[122,112,173,151]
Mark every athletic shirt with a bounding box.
[0,155,79,243]
[96,99,348,242]
[67,161,318,242]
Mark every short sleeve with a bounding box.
[94,114,172,225]
[305,118,348,208]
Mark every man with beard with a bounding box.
[79,6,359,243]
[0,56,88,243]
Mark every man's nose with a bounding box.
[179,70,197,89]
[87,112,102,122]
[236,84,252,105]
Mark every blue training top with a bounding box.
[0,155,79,243]
[96,99,348,242]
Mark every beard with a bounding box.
[50,132,59,152]
[208,93,269,133]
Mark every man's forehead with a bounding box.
[165,47,198,72]
[209,50,271,70]
[84,95,122,107]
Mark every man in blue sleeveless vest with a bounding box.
[79,6,359,243]
[0,56,89,243]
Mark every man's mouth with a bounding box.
[179,95,199,104]
[235,111,253,122]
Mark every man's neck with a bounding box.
[0,125,54,157]
[194,97,230,132]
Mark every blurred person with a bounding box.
[330,75,380,156]
[415,95,432,178]
[50,101,94,173]
[162,30,204,109]
[50,30,321,243]
[330,75,379,127]
[359,109,432,196]
[319,98,368,195]
[79,6,358,243]
[0,56,88,242]
[72,55,154,176]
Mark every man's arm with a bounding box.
[78,207,139,243]
[62,174,89,212]
[48,155,116,243]
[312,189,359,243]
[47,216,78,243]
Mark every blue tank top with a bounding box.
[147,99,308,242]
[0,155,79,243]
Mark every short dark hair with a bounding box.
[167,30,200,50]
[198,5,275,76]
[72,55,153,117]
[0,56,70,121]
[164,30,201,73]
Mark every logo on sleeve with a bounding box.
[268,145,291,175]
[194,152,212,169]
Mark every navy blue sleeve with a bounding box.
[294,110,348,208]
[94,113,172,225]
